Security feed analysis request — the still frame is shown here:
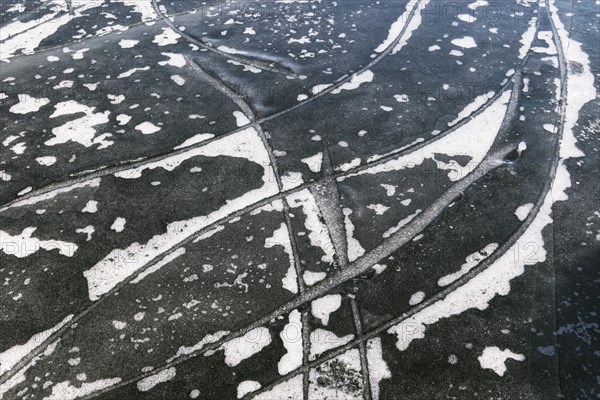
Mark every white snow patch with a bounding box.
[118,39,139,49]
[265,223,298,294]
[514,203,534,221]
[111,217,126,233]
[137,367,176,392]
[153,28,181,46]
[36,156,57,166]
[343,208,365,262]
[311,295,342,326]
[518,17,538,59]
[381,184,397,196]
[278,310,303,375]
[458,13,476,22]
[9,95,49,114]
[437,243,499,286]
[170,74,185,86]
[451,36,477,49]
[309,329,353,359]
[174,133,214,150]
[159,52,186,67]
[233,111,251,127]
[478,347,525,376]
[367,204,390,215]
[335,158,361,172]
[237,381,261,398]
[1,227,77,258]
[303,271,326,286]
[331,70,374,94]
[217,45,241,54]
[0,171,11,182]
[135,121,161,134]
[76,225,95,241]
[116,114,131,126]
[383,209,422,238]
[301,152,323,173]
[47,101,111,148]
[221,327,271,367]
[82,200,98,213]
[366,338,392,400]
[118,66,149,79]
[167,331,229,362]
[311,83,333,95]
[408,291,425,306]
[468,1,488,10]
[286,190,335,263]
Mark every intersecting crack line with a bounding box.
[0,72,516,213]
[0,69,523,387]
[0,67,523,391]
[2,0,431,208]
[250,129,570,400]
[252,131,566,399]
[0,77,520,389]
[2,0,526,211]
[2,5,538,213]
[186,56,311,399]
[74,143,517,400]
[244,145,521,399]
[0,2,539,391]
[251,15,571,400]
[309,147,372,399]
